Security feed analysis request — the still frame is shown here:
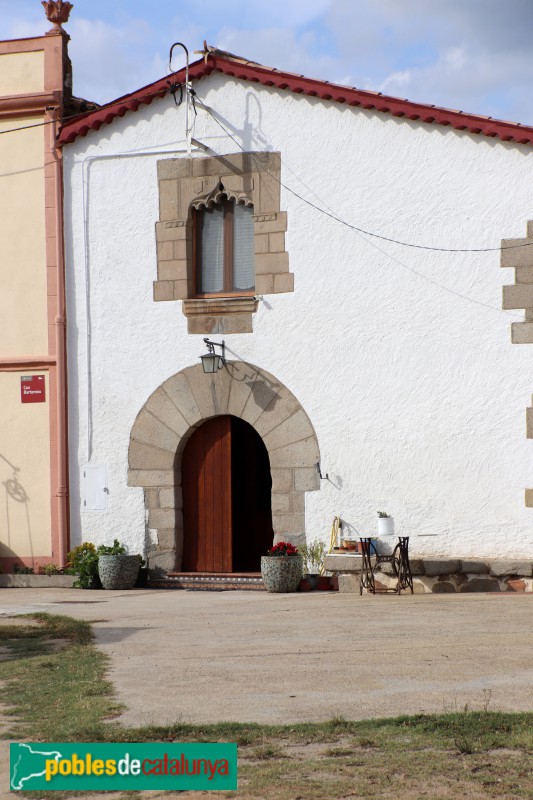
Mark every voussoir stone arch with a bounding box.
[128,361,321,572]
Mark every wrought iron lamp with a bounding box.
[200,338,225,373]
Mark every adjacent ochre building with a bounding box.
[0,2,94,571]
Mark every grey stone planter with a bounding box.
[261,555,303,593]
[98,555,140,590]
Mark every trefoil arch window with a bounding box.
[193,188,255,296]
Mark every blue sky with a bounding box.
[2,0,533,124]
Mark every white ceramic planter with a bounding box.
[376,516,395,555]
[377,517,394,537]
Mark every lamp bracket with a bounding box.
[316,462,329,480]
[203,338,225,361]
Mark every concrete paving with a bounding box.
[1,587,533,727]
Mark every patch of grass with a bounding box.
[251,743,285,760]
[0,613,120,741]
[2,614,533,799]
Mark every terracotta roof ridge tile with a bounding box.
[58,50,533,148]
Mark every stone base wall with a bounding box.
[324,554,533,593]
[0,575,76,588]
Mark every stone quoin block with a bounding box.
[128,469,174,487]
[254,233,269,254]
[515,266,533,283]
[255,274,274,294]
[270,468,294,493]
[156,529,176,551]
[502,284,533,309]
[128,441,174,470]
[157,240,174,261]
[144,489,160,510]
[269,232,285,252]
[153,281,174,301]
[511,323,533,344]
[294,467,320,492]
[173,279,190,300]
[272,514,305,534]
[255,252,290,275]
[271,493,290,513]
[253,211,287,234]
[148,509,177,530]
[501,238,533,268]
[289,492,305,512]
[159,179,179,221]
[158,260,188,282]
[155,220,187,242]
[274,273,295,293]
[159,487,182,509]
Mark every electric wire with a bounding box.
[0,117,59,135]
[0,82,178,138]
[194,92,523,317]
[194,94,531,255]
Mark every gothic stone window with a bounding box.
[194,188,255,296]
[154,152,293,334]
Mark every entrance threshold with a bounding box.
[150,572,266,591]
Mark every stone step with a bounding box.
[149,572,266,591]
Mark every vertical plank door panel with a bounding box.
[182,416,232,572]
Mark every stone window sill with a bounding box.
[182,296,259,334]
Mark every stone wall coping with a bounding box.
[324,553,533,577]
[0,575,76,588]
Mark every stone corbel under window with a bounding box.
[154,152,293,334]
[182,296,259,334]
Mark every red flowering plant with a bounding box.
[266,541,299,557]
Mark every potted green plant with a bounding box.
[67,542,101,589]
[299,539,327,589]
[97,539,140,590]
[261,541,303,593]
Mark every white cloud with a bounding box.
[216,26,342,82]
[2,0,533,123]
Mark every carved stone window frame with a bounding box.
[154,152,294,334]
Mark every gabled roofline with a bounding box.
[58,54,533,147]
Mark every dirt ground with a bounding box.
[1,588,533,798]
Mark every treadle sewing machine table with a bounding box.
[359,536,414,595]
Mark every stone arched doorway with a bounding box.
[127,361,321,573]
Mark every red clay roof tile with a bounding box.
[58,53,533,147]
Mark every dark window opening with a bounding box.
[194,197,255,296]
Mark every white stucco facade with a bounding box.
[63,70,533,562]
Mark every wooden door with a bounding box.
[181,416,232,572]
